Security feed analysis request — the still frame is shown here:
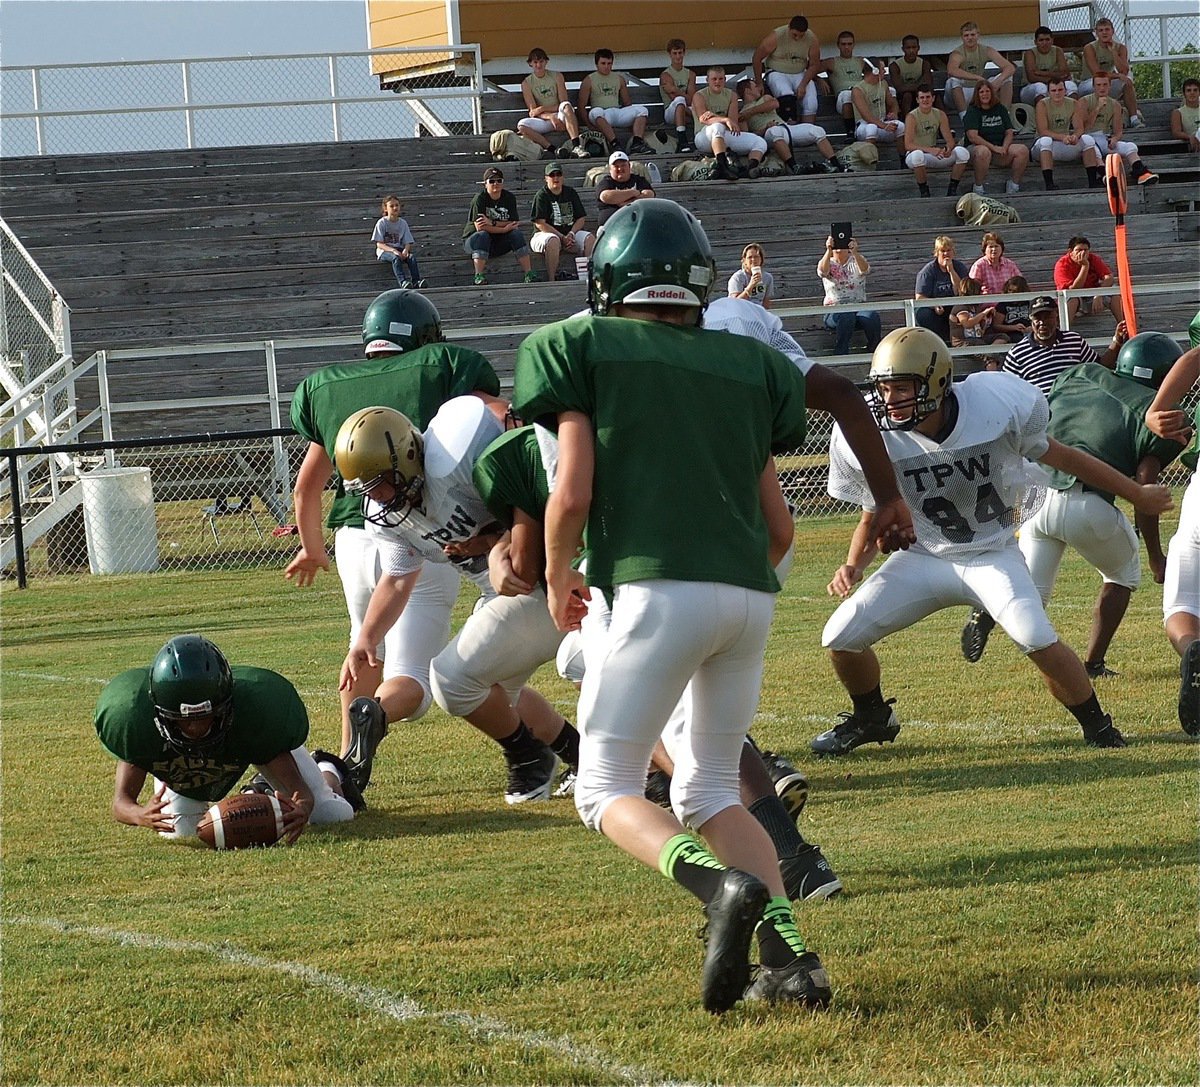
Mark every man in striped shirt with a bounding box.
[1001,295,1126,395]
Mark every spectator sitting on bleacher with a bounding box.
[817,235,882,355]
[1170,78,1200,152]
[596,151,655,225]
[463,167,537,286]
[518,48,589,159]
[914,235,968,345]
[851,62,905,150]
[946,21,1016,115]
[734,78,799,177]
[969,231,1024,295]
[578,49,653,156]
[1079,18,1144,128]
[752,14,822,123]
[904,85,971,198]
[1054,235,1123,326]
[889,34,935,119]
[989,275,1034,352]
[660,39,697,153]
[530,163,595,282]
[1021,26,1077,104]
[692,67,768,181]
[964,81,1029,195]
[950,276,1008,359]
[372,195,426,290]
[1034,76,1102,191]
[738,77,844,176]
[728,242,774,307]
[1078,72,1158,186]
[817,30,868,138]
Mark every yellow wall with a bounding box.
[367,0,1042,62]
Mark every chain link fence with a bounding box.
[1,220,70,390]
[0,47,482,157]
[2,430,318,585]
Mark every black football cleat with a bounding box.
[311,749,366,812]
[744,951,832,1009]
[644,767,672,808]
[779,843,843,901]
[758,750,808,820]
[503,743,558,804]
[961,609,996,663]
[1085,659,1119,678]
[811,700,900,756]
[1082,715,1127,748]
[701,869,770,1013]
[1181,640,1200,736]
[344,697,389,792]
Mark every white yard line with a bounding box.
[7,915,686,1087]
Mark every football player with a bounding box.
[512,199,914,1013]
[961,331,1187,677]
[284,290,502,790]
[816,327,1173,757]
[95,635,360,843]
[333,397,581,804]
[1143,346,1200,734]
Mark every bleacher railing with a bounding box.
[0,46,484,157]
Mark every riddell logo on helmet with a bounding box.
[645,288,689,300]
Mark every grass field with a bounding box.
[2,513,1196,1086]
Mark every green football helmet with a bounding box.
[588,198,717,319]
[361,290,444,355]
[149,635,235,752]
[333,406,425,527]
[1114,331,1182,389]
[868,326,954,430]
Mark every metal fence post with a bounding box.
[181,60,195,149]
[328,55,341,142]
[31,67,44,156]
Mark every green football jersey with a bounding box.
[95,666,309,802]
[1046,364,1185,501]
[513,315,807,593]
[289,344,499,530]
[473,426,551,527]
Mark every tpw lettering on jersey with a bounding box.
[421,504,479,544]
[902,453,991,492]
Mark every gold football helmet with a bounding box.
[867,326,954,430]
[333,406,424,525]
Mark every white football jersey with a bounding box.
[366,395,504,589]
[703,296,814,375]
[829,372,1051,558]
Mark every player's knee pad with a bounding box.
[428,655,490,718]
[153,782,206,839]
[573,737,652,832]
[906,149,926,168]
[670,777,740,831]
[1033,136,1053,155]
[556,630,587,683]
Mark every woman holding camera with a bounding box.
[817,234,881,354]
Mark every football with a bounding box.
[195,792,286,850]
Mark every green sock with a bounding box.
[658,834,726,903]
[756,895,808,967]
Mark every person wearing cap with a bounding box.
[463,167,537,286]
[530,163,595,281]
[1001,295,1127,396]
[596,151,655,225]
[578,48,653,156]
[518,48,589,159]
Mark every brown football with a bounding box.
[196,792,286,850]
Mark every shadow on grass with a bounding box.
[323,803,581,840]
[788,743,1194,799]
[874,837,1199,894]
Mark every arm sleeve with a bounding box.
[1052,255,1073,290]
[827,427,873,508]
[370,218,386,242]
[530,189,549,224]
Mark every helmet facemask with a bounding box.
[867,327,954,431]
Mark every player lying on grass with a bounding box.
[512,200,914,1013]
[1142,344,1200,734]
[813,326,1173,758]
[95,635,361,843]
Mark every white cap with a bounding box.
[608,150,630,165]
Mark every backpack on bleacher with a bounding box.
[670,158,718,181]
[955,192,1022,226]
[837,141,879,171]
[578,131,610,158]
[489,129,543,163]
